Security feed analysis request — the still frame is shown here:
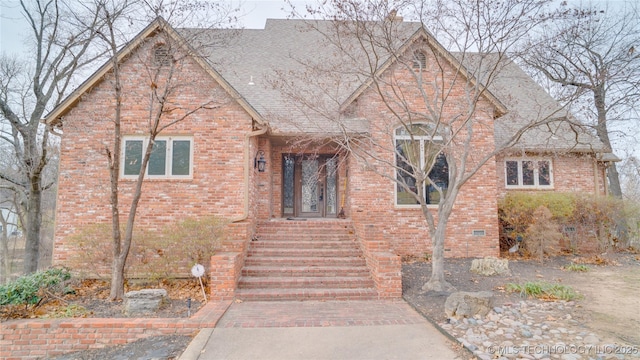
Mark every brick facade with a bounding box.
[496,153,608,197]
[51,25,608,301]
[52,33,257,277]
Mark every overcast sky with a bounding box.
[0,0,306,57]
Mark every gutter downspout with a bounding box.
[232,126,268,223]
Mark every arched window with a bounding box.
[413,50,427,70]
[153,44,171,67]
[395,124,448,205]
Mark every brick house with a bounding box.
[48,18,614,300]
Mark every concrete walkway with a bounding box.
[179,300,461,360]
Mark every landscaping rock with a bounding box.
[470,257,512,276]
[124,289,168,316]
[445,291,495,319]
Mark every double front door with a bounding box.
[282,155,338,218]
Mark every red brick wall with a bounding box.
[496,153,607,197]
[346,47,500,259]
[0,301,229,359]
[52,33,256,276]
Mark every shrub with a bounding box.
[0,268,71,305]
[67,217,226,281]
[499,193,640,255]
[130,216,226,281]
[506,281,582,301]
[525,206,562,262]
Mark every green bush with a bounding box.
[0,268,71,305]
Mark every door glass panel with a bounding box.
[326,158,337,214]
[301,159,319,212]
[283,156,295,215]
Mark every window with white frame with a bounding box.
[395,124,449,206]
[122,136,193,179]
[505,159,552,188]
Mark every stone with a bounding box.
[445,291,495,319]
[470,257,512,276]
[583,335,599,344]
[560,354,580,360]
[124,288,168,315]
[521,329,533,338]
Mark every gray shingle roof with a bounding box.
[181,19,610,154]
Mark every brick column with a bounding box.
[209,252,243,301]
[359,224,402,299]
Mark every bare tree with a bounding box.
[0,0,106,274]
[69,0,239,299]
[523,2,640,198]
[279,0,577,291]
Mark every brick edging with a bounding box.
[0,300,232,360]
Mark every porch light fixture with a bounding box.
[255,150,266,172]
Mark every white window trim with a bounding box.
[394,126,444,208]
[121,135,193,180]
[504,158,554,189]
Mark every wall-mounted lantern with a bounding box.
[255,150,266,172]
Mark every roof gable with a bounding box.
[46,17,264,126]
[340,26,508,116]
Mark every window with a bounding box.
[395,124,449,206]
[505,159,552,188]
[122,136,193,179]
[413,50,427,70]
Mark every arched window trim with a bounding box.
[394,123,449,207]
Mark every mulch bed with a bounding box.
[0,278,207,321]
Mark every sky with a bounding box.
[0,0,306,56]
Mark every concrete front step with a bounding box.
[235,288,378,301]
[241,265,371,278]
[247,248,362,258]
[238,276,375,289]
[243,256,367,267]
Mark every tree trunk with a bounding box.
[422,206,456,292]
[606,162,623,198]
[593,87,622,198]
[23,183,43,274]
[110,254,126,300]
